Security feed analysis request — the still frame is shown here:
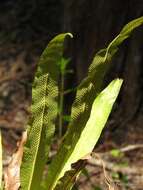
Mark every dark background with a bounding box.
[0,0,143,189]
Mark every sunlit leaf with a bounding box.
[20,33,73,190]
[44,79,122,189]
[43,16,143,190]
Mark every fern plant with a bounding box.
[1,16,143,190]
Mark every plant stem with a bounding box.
[59,72,64,138]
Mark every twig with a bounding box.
[88,156,143,175]
[92,153,118,190]
[119,144,143,153]
[97,144,143,156]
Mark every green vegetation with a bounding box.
[1,16,143,190]
[0,131,2,189]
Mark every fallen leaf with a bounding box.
[4,131,27,190]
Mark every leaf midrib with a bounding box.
[28,74,48,190]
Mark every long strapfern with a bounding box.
[20,16,143,190]
[43,17,143,190]
[20,33,73,190]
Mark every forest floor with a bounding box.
[0,48,143,190]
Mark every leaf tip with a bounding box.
[66,32,73,38]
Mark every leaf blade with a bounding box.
[44,16,143,189]
[0,130,2,189]
[45,79,122,190]
[20,33,72,190]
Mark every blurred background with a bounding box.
[0,0,143,189]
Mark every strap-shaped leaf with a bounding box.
[70,16,143,133]
[44,17,143,189]
[45,79,122,190]
[0,130,2,189]
[20,33,72,190]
